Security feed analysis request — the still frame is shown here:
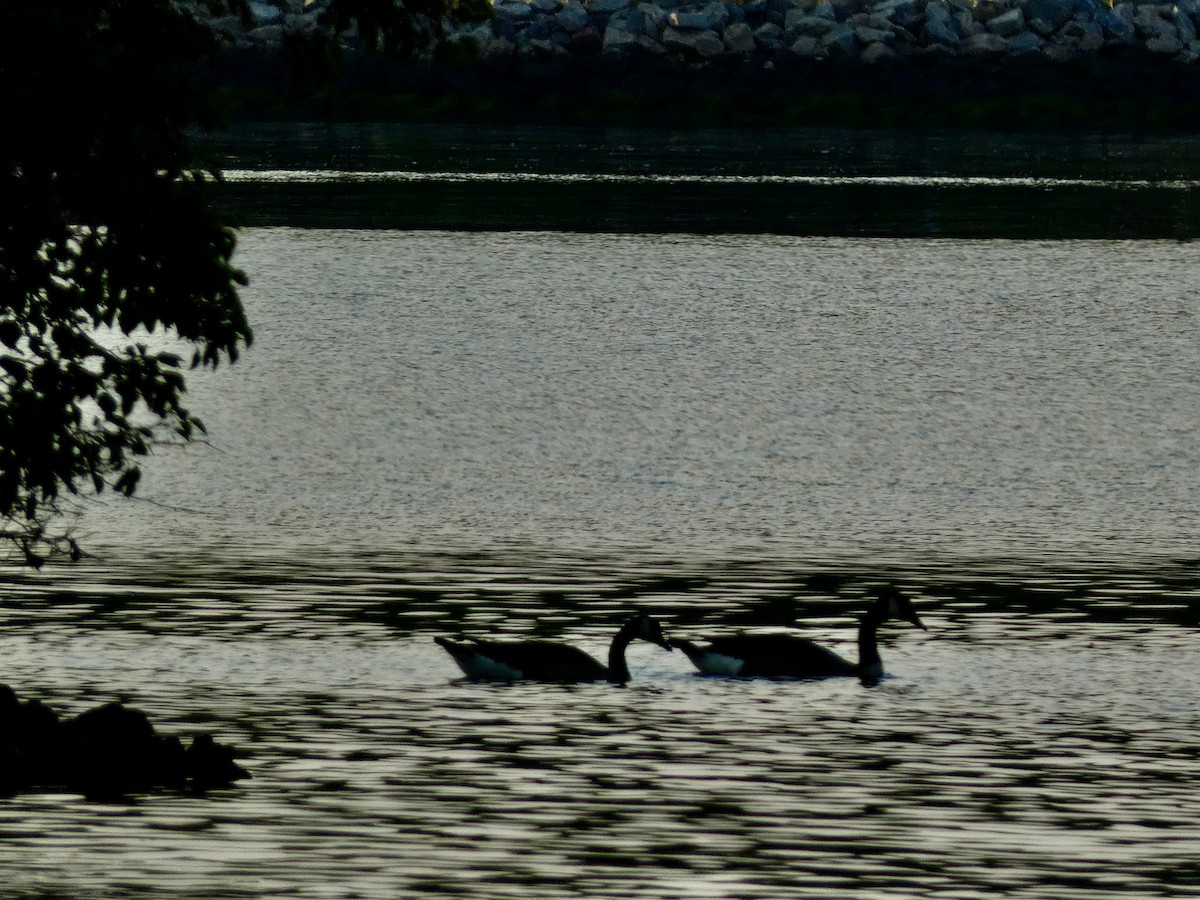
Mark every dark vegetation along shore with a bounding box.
[193,0,1200,128]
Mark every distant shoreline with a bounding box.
[190,0,1200,131]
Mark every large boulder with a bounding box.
[557,1,592,31]
[987,8,1026,36]
[668,2,730,30]
[964,31,1010,52]
[662,24,727,53]
[854,24,896,43]
[922,15,960,44]
[753,21,787,47]
[860,39,899,60]
[1022,0,1074,30]
[785,10,837,35]
[789,34,829,56]
[724,21,759,50]
[604,21,643,48]
[821,21,858,50]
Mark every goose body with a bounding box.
[436,614,672,684]
[674,586,924,683]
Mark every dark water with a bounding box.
[209,123,1200,237]
[5,124,1200,898]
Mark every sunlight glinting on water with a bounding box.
[219,168,1200,190]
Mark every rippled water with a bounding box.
[4,554,1200,899]
[6,125,1200,898]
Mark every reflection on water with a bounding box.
[2,552,1200,899]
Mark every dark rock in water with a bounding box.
[189,733,253,793]
[0,686,249,799]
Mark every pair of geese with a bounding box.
[436,585,925,684]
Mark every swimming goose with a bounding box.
[673,585,924,683]
[435,614,673,683]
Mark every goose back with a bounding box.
[436,614,672,683]
[677,586,923,681]
[435,637,609,682]
[674,634,856,678]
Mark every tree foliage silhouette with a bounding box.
[0,0,480,566]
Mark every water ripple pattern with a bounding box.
[2,555,1200,899]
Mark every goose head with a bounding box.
[632,613,673,651]
[873,585,925,630]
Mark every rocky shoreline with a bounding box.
[197,0,1200,70]
[182,0,1200,127]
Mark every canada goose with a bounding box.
[435,614,673,684]
[673,585,925,683]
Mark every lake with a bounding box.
[3,124,1200,899]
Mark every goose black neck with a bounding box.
[856,604,886,674]
[606,619,640,684]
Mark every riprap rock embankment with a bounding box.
[200,0,1200,68]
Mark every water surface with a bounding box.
[5,125,1200,899]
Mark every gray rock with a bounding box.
[248,1,284,24]
[925,0,953,24]
[922,15,960,43]
[786,11,837,35]
[484,36,517,57]
[964,31,1009,51]
[569,24,604,51]
[860,38,898,59]
[518,37,571,57]
[668,3,728,30]
[753,21,787,46]
[588,0,631,12]
[1174,9,1197,43]
[523,16,554,38]
[871,0,924,29]
[661,24,726,53]
[1134,9,1178,41]
[789,34,829,56]
[854,24,895,42]
[811,1,839,20]
[703,0,732,29]
[603,22,641,48]
[1023,0,1073,29]
[987,7,1025,35]
[247,24,285,43]
[724,21,758,50]
[1026,16,1056,35]
[635,33,669,51]
[452,21,498,47]
[821,22,858,50]
[1007,30,1045,49]
[495,1,534,18]
[1096,9,1135,39]
[530,0,561,11]
[638,2,668,35]
[557,1,591,31]
[870,0,922,17]
[1060,19,1104,49]
[1146,32,1184,51]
